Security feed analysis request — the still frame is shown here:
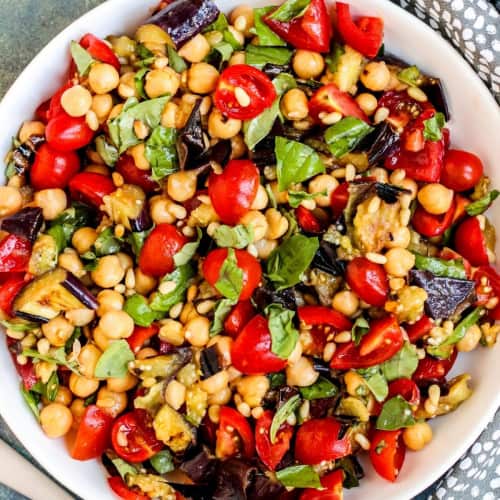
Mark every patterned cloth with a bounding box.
[0,1,498,499]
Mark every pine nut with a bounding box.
[428,384,441,406]
[169,302,183,319]
[299,400,310,421]
[114,224,125,238]
[125,268,136,289]
[196,300,216,315]
[159,280,177,295]
[112,172,124,187]
[251,406,264,419]
[367,196,381,214]
[234,87,251,107]
[234,15,247,32]
[133,120,149,139]
[237,402,251,417]
[345,163,356,182]
[323,342,336,362]
[334,331,352,343]
[320,111,343,125]
[355,433,371,450]
[374,106,389,124]
[407,86,428,102]
[85,110,99,131]
[366,252,387,265]
[208,404,221,423]
[400,208,411,226]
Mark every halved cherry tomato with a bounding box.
[295,205,325,233]
[35,99,51,124]
[0,274,30,316]
[441,149,484,192]
[46,113,94,152]
[111,410,163,463]
[30,143,80,190]
[412,349,457,384]
[300,469,344,500]
[127,325,159,354]
[47,82,73,121]
[330,182,349,219]
[411,198,456,238]
[405,315,433,343]
[214,65,276,120]
[116,154,159,194]
[203,248,262,301]
[80,33,121,70]
[377,91,422,129]
[69,172,115,207]
[216,406,254,459]
[255,410,293,471]
[139,223,188,278]
[224,300,255,338]
[7,337,38,390]
[295,417,351,465]
[330,315,403,370]
[231,315,287,374]
[208,159,260,225]
[263,0,332,52]
[298,306,352,330]
[454,216,489,267]
[309,84,368,123]
[0,235,31,273]
[388,378,421,407]
[345,257,388,307]
[451,194,470,224]
[336,2,383,58]
[108,477,148,500]
[369,429,406,482]
[474,266,500,310]
[70,405,114,460]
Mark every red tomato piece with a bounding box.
[411,198,456,238]
[377,91,422,129]
[454,216,489,267]
[202,248,262,301]
[0,274,29,316]
[330,182,350,219]
[263,0,332,52]
[345,257,388,307]
[70,405,114,460]
[116,155,159,194]
[69,172,115,207]
[369,429,406,482]
[359,315,402,357]
[441,149,484,192]
[46,113,95,152]
[336,2,384,58]
[7,337,38,390]
[405,315,433,343]
[108,477,149,500]
[31,143,80,190]
[298,306,352,331]
[295,417,351,465]
[127,324,159,354]
[300,469,344,500]
[35,99,51,124]
[139,224,188,278]
[208,159,260,225]
[388,379,421,407]
[224,300,255,338]
[439,247,472,278]
[111,410,163,463]
[0,235,31,273]
[412,349,457,384]
[216,406,254,459]
[214,65,276,120]
[295,205,325,233]
[231,315,287,374]
[255,410,293,471]
[80,33,121,70]
[47,82,73,121]
[309,84,368,123]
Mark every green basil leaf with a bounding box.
[150,264,195,313]
[150,449,174,474]
[215,248,244,301]
[266,234,319,290]
[22,347,80,374]
[109,96,170,153]
[357,366,388,403]
[209,42,234,65]
[223,28,243,50]
[95,135,119,167]
[127,229,152,259]
[253,7,287,46]
[381,342,419,382]
[351,316,370,345]
[65,327,82,354]
[413,254,466,279]
[20,385,40,421]
[44,370,60,402]
[0,319,38,332]
[134,67,149,99]
[136,44,155,64]
[111,458,139,481]
[282,209,299,239]
[466,190,500,216]
[269,0,311,22]
[423,112,446,141]
[145,126,179,181]
[245,45,293,69]
[269,372,286,389]
[300,376,338,400]
[325,43,345,73]
[94,340,135,379]
[167,45,187,73]
[213,224,254,249]
[288,190,326,208]
[210,298,236,336]
[203,13,229,32]
[276,465,322,489]
[70,41,96,76]
[324,117,374,158]
[335,457,362,489]
[270,394,301,443]
[376,395,416,430]
[48,204,95,251]
[124,294,160,327]
[265,304,299,359]
[397,65,421,87]
[94,227,122,257]
[174,228,202,266]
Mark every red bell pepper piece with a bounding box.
[405,315,434,343]
[412,349,457,384]
[80,34,120,70]
[127,324,159,354]
[263,0,332,52]
[6,337,39,390]
[0,235,31,273]
[0,274,29,316]
[411,197,456,238]
[454,216,489,267]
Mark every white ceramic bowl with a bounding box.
[0,1,499,499]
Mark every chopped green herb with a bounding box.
[269,372,286,389]
[245,45,293,69]
[324,117,373,158]
[375,439,387,454]
[381,342,419,382]
[397,65,421,87]
[253,7,287,46]
[145,126,179,181]
[351,316,370,345]
[300,376,338,400]
[268,0,311,22]
[111,458,139,481]
[213,224,254,249]
[94,340,135,379]
[0,320,38,332]
[167,45,187,73]
[276,465,322,489]
[325,43,345,73]
[124,294,161,327]
[150,264,195,313]
[134,67,149,99]
[270,394,301,443]
[288,190,326,208]
[265,304,299,359]
[214,248,244,301]
[376,395,416,430]
[95,135,119,167]
[70,41,95,76]
[150,449,174,474]
[357,366,388,403]
[210,298,236,337]
[423,112,446,142]
[465,190,500,216]
[22,347,80,375]
[173,228,202,266]
[20,385,41,421]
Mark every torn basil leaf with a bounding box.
[326,43,345,73]
[150,264,195,313]
[376,395,416,430]
[270,394,300,443]
[265,303,299,359]
[245,45,293,69]
[145,126,179,181]
[167,45,187,73]
[215,249,244,301]
[300,376,338,400]
[93,227,121,257]
[381,342,419,382]
[268,0,311,22]
[351,316,370,345]
[44,370,59,402]
[70,41,95,76]
[174,228,202,267]
[22,347,80,375]
[324,117,374,158]
[357,366,388,403]
[95,135,119,167]
[423,112,446,141]
[414,254,466,279]
[288,190,326,208]
[0,320,38,332]
[253,7,287,46]
[134,67,149,99]
[397,65,421,87]
[94,340,135,379]
[465,190,500,216]
[20,385,40,421]
[210,298,236,337]
[213,224,254,249]
[276,465,322,489]
[124,294,160,327]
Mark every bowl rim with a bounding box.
[0,1,499,499]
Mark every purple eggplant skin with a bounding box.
[130,206,152,232]
[14,310,49,324]
[0,207,43,243]
[62,273,98,310]
[146,0,220,49]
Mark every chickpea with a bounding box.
[360,62,391,91]
[134,268,157,295]
[178,34,211,63]
[19,120,45,143]
[97,289,124,316]
[164,380,187,410]
[344,371,367,397]
[200,370,229,394]
[34,189,67,220]
[386,226,411,249]
[308,174,339,207]
[65,308,95,327]
[91,94,113,122]
[184,316,210,347]
[208,386,232,406]
[72,227,98,255]
[98,310,134,339]
[48,386,72,407]
[159,319,184,346]
[457,324,482,352]
[40,403,73,438]
[93,325,112,351]
[332,291,359,317]
[85,164,110,176]
[254,238,278,260]
[70,399,86,428]
[240,210,269,241]
[109,103,124,120]
[293,50,325,79]
[150,196,175,225]
[88,63,120,94]
[60,85,92,117]
[286,356,319,387]
[281,88,309,121]
[230,5,254,36]
[384,247,415,277]
[0,186,22,217]
[42,317,74,347]
[107,372,138,393]
[91,255,125,288]
[78,344,102,378]
[96,387,127,417]
[161,101,179,128]
[402,422,433,451]
[69,373,100,398]
[269,181,288,204]
[167,171,197,202]
[145,68,181,99]
[229,51,246,66]
[135,24,170,45]
[187,63,219,95]
[117,72,138,100]
[208,109,242,139]
[236,375,270,408]
[264,208,288,240]
[417,183,454,215]
[250,185,269,211]
[230,134,246,159]
[58,250,84,278]
[355,93,378,116]
[117,252,133,272]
